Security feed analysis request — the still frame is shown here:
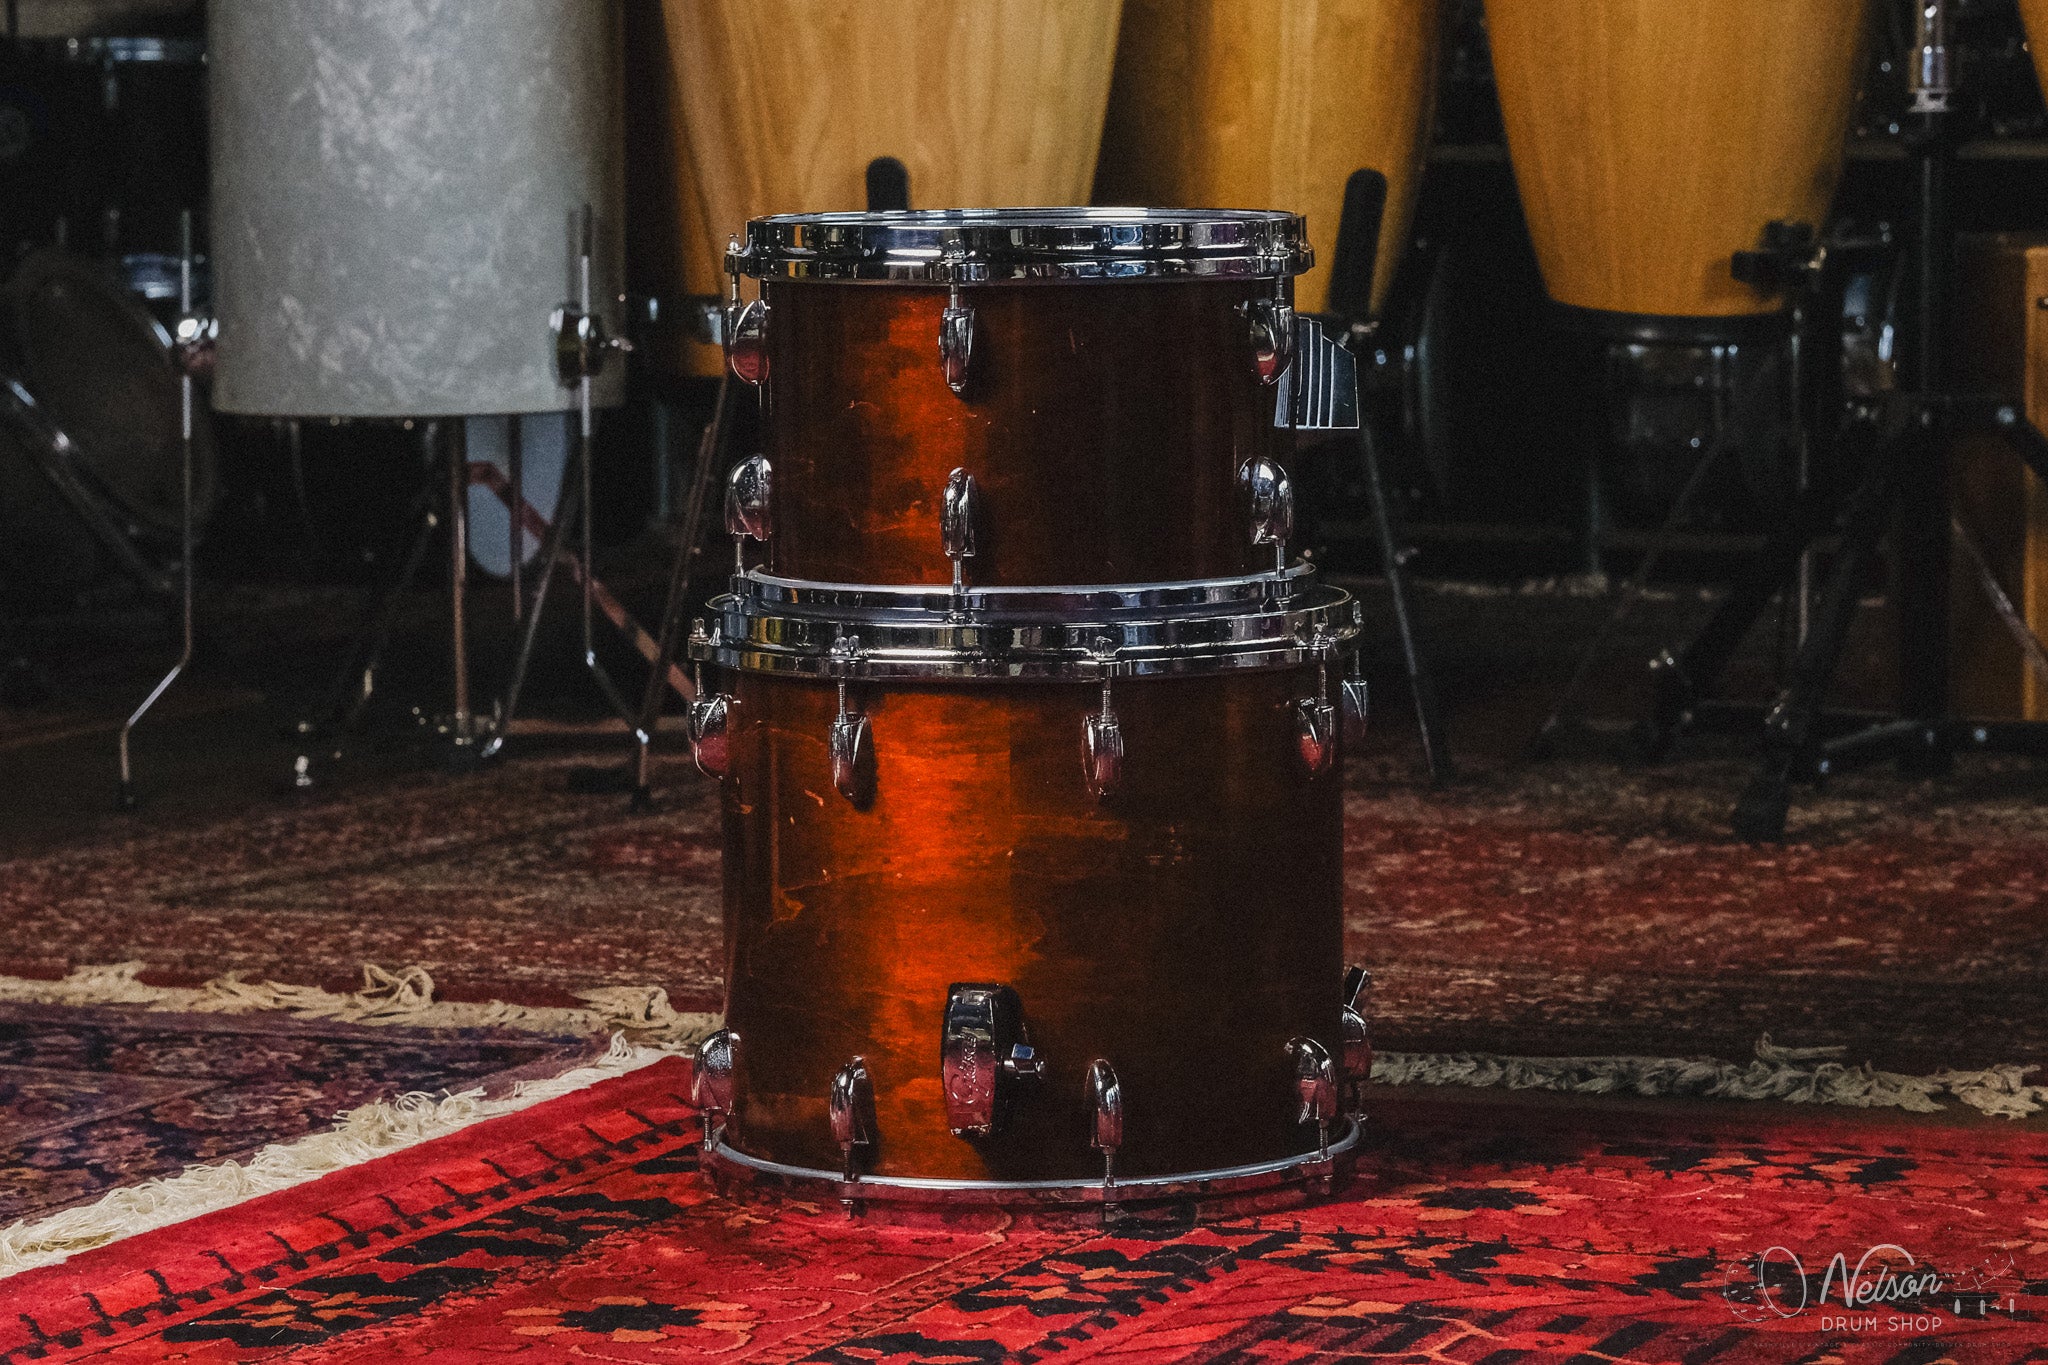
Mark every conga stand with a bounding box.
[1674,1,2048,839]
[116,211,208,808]
[1325,169,1452,784]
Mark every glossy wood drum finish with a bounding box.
[1095,0,1440,316]
[1484,0,1871,321]
[2025,0,2048,101]
[759,279,1284,588]
[646,0,1123,375]
[716,667,1345,1182]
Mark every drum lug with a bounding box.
[691,1027,740,1147]
[688,689,734,779]
[1087,1059,1123,1195]
[1239,456,1295,579]
[1340,965,1373,1118]
[827,633,875,804]
[940,284,975,394]
[725,298,769,386]
[725,455,772,573]
[1083,640,1125,799]
[941,467,980,614]
[1244,293,1295,385]
[1295,629,1340,777]
[829,1057,878,1187]
[1287,1036,1338,1161]
[942,983,1043,1138]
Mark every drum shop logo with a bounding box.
[1718,1242,2036,1332]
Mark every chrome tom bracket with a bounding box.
[1239,456,1295,583]
[1340,966,1373,1119]
[1243,280,1296,385]
[692,1027,739,1150]
[1287,1035,1338,1162]
[1272,316,1360,432]
[829,1056,878,1200]
[827,632,875,804]
[1294,628,1339,778]
[1083,637,1126,800]
[551,289,632,387]
[725,454,773,575]
[940,283,976,395]
[941,466,981,619]
[686,619,735,779]
[724,237,769,385]
[1087,1059,1123,1203]
[1341,655,1369,749]
[941,983,1045,1138]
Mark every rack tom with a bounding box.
[724,208,1310,588]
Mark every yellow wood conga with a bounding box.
[1484,0,1871,325]
[2025,0,2048,100]
[1094,0,1441,317]
[642,0,1124,375]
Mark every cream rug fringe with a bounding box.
[0,961,719,1048]
[1374,1034,2048,1120]
[0,1034,678,1280]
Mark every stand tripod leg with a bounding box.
[630,374,730,807]
[1731,459,1898,841]
[117,212,198,810]
[1639,509,1815,761]
[1357,419,1450,783]
[490,443,580,751]
[439,420,486,770]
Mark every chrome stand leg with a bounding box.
[1359,419,1450,784]
[117,212,198,811]
[487,455,578,756]
[507,415,524,624]
[439,420,486,770]
[630,373,730,808]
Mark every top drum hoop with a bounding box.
[728,207,1313,283]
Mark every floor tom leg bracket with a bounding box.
[942,984,1044,1138]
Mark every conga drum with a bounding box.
[1484,0,1871,331]
[642,0,1124,375]
[688,209,1370,1211]
[1095,0,1442,317]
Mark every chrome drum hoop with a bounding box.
[741,563,1323,619]
[729,207,1311,284]
[702,1119,1359,1210]
[688,582,1363,681]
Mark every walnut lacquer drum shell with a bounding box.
[758,278,1283,588]
[715,667,1345,1183]
[1095,0,1441,317]
[1484,0,1871,322]
[642,0,1123,376]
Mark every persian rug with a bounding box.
[7,751,2048,1077]
[0,998,599,1228]
[4,1057,2048,1363]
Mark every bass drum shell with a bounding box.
[716,666,1345,1184]
[758,277,1284,588]
[641,0,1123,376]
[208,0,625,418]
[1094,0,1441,317]
[1484,0,1871,322]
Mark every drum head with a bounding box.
[5,249,216,542]
[0,380,106,595]
[732,207,1312,282]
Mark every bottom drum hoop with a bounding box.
[702,1119,1360,1212]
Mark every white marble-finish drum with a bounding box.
[209,0,624,417]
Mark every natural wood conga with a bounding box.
[1095,0,1441,317]
[643,0,1123,374]
[2025,0,2048,100]
[1484,0,1871,324]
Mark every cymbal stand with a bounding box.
[117,210,208,809]
[1327,169,1452,784]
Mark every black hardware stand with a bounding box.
[1623,96,2048,838]
[1327,168,1452,784]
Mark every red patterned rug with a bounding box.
[4,1057,2047,1363]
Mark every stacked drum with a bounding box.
[686,209,1370,1213]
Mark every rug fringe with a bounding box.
[0,1034,673,1280]
[1374,1034,2048,1120]
[0,962,720,1048]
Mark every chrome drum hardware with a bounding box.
[1087,1059,1124,1189]
[692,1028,739,1147]
[940,286,976,394]
[1239,457,1295,579]
[941,984,1046,1138]
[1340,966,1373,1119]
[1288,1036,1339,1161]
[830,1058,878,1184]
[1245,293,1296,385]
[725,456,773,572]
[941,467,981,614]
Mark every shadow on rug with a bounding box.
[4,1057,2047,1363]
